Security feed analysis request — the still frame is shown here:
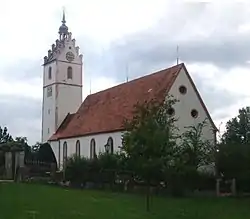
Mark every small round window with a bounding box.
[191,109,198,118]
[179,85,187,94]
[167,107,175,116]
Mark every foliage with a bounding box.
[215,107,250,192]
[216,143,250,192]
[121,96,178,181]
[0,126,13,144]
[217,143,250,178]
[180,119,215,169]
[121,96,179,209]
[98,152,120,171]
[65,153,126,186]
[214,107,250,191]
[221,107,250,145]
[31,142,41,153]
[161,119,216,195]
[65,155,90,184]
[15,137,28,144]
[0,131,28,172]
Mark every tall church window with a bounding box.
[90,138,96,159]
[105,137,114,154]
[76,140,80,157]
[48,67,52,79]
[67,66,73,79]
[63,141,68,167]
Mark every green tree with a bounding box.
[0,126,13,144]
[217,143,250,191]
[121,95,178,211]
[15,137,28,144]
[217,107,250,192]
[221,107,250,145]
[180,119,215,169]
[171,120,216,193]
[31,142,41,153]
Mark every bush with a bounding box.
[64,153,218,196]
[237,171,250,193]
[65,155,89,185]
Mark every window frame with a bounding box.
[90,138,96,159]
[67,66,73,79]
[76,140,80,157]
[63,141,68,167]
[48,66,52,80]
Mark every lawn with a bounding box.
[0,183,250,219]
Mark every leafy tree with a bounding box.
[217,143,250,192]
[167,120,216,193]
[31,142,41,153]
[14,137,31,161]
[180,119,215,169]
[0,126,13,144]
[15,137,28,144]
[221,107,250,145]
[216,107,250,192]
[121,95,178,211]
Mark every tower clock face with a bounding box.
[66,52,75,62]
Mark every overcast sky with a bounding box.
[1,0,250,144]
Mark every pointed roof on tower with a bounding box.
[43,9,74,65]
[58,9,68,37]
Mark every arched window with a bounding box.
[90,138,96,159]
[76,140,80,157]
[67,66,73,79]
[48,67,52,79]
[63,141,67,167]
[105,137,114,154]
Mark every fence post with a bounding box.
[231,178,236,196]
[216,178,221,196]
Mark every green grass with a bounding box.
[0,183,250,219]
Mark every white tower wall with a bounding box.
[41,12,83,143]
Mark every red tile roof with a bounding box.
[49,63,217,141]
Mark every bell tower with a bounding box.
[41,10,83,143]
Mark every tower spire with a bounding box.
[58,8,68,40]
[62,7,66,24]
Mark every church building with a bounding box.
[42,12,217,169]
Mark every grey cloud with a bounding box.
[79,2,250,122]
[0,33,109,82]
[212,110,233,122]
[0,60,42,82]
[191,73,247,120]
[107,32,250,72]
[0,95,41,144]
[103,2,250,71]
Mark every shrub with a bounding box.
[65,155,89,185]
